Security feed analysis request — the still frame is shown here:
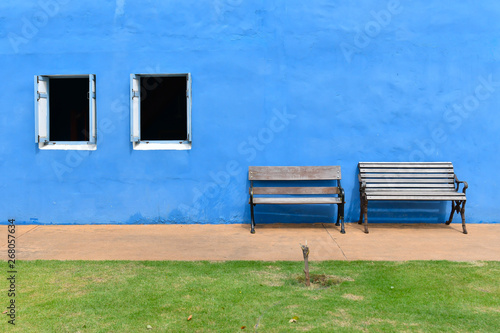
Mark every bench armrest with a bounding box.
[454,175,468,194]
[338,179,346,203]
[249,183,254,204]
[358,173,366,192]
[359,181,366,193]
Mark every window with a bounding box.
[35,74,96,150]
[130,73,192,150]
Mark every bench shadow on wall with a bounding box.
[346,169,449,224]
[248,204,339,224]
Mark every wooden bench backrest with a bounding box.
[249,166,341,181]
[249,166,341,196]
[358,162,456,191]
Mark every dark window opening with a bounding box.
[140,76,187,141]
[49,78,89,141]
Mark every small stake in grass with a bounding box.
[300,241,310,286]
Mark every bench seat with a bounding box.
[365,192,466,200]
[253,197,343,205]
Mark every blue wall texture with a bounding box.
[0,0,499,225]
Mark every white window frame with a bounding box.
[34,74,97,150]
[130,73,192,150]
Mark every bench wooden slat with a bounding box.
[367,195,466,200]
[253,197,342,204]
[249,166,341,180]
[253,187,340,195]
[365,183,455,188]
[361,173,454,178]
[366,191,464,196]
[365,178,454,183]
[365,189,458,193]
[360,168,454,173]
[359,162,453,168]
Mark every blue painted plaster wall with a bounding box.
[0,0,499,225]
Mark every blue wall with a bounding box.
[1,0,499,225]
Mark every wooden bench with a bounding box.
[249,166,345,234]
[358,162,468,234]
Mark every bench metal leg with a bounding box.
[446,200,458,225]
[363,205,369,234]
[358,196,369,233]
[250,204,256,234]
[339,203,345,234]
[335,205,340,226]
[360,199,369,233]
[446,200,467,234]
[358,193,363,225]
[460,201,468,234]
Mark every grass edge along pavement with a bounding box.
[2,260,499,332]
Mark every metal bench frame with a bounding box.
[358,162,468,234]
[249,166,345,234]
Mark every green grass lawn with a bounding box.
[2,261,499,332]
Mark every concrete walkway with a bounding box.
[2,223,499,261]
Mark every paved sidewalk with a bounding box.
[1,223,499,261]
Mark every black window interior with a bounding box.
[49,77,89,142]
[140,76,187,141]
